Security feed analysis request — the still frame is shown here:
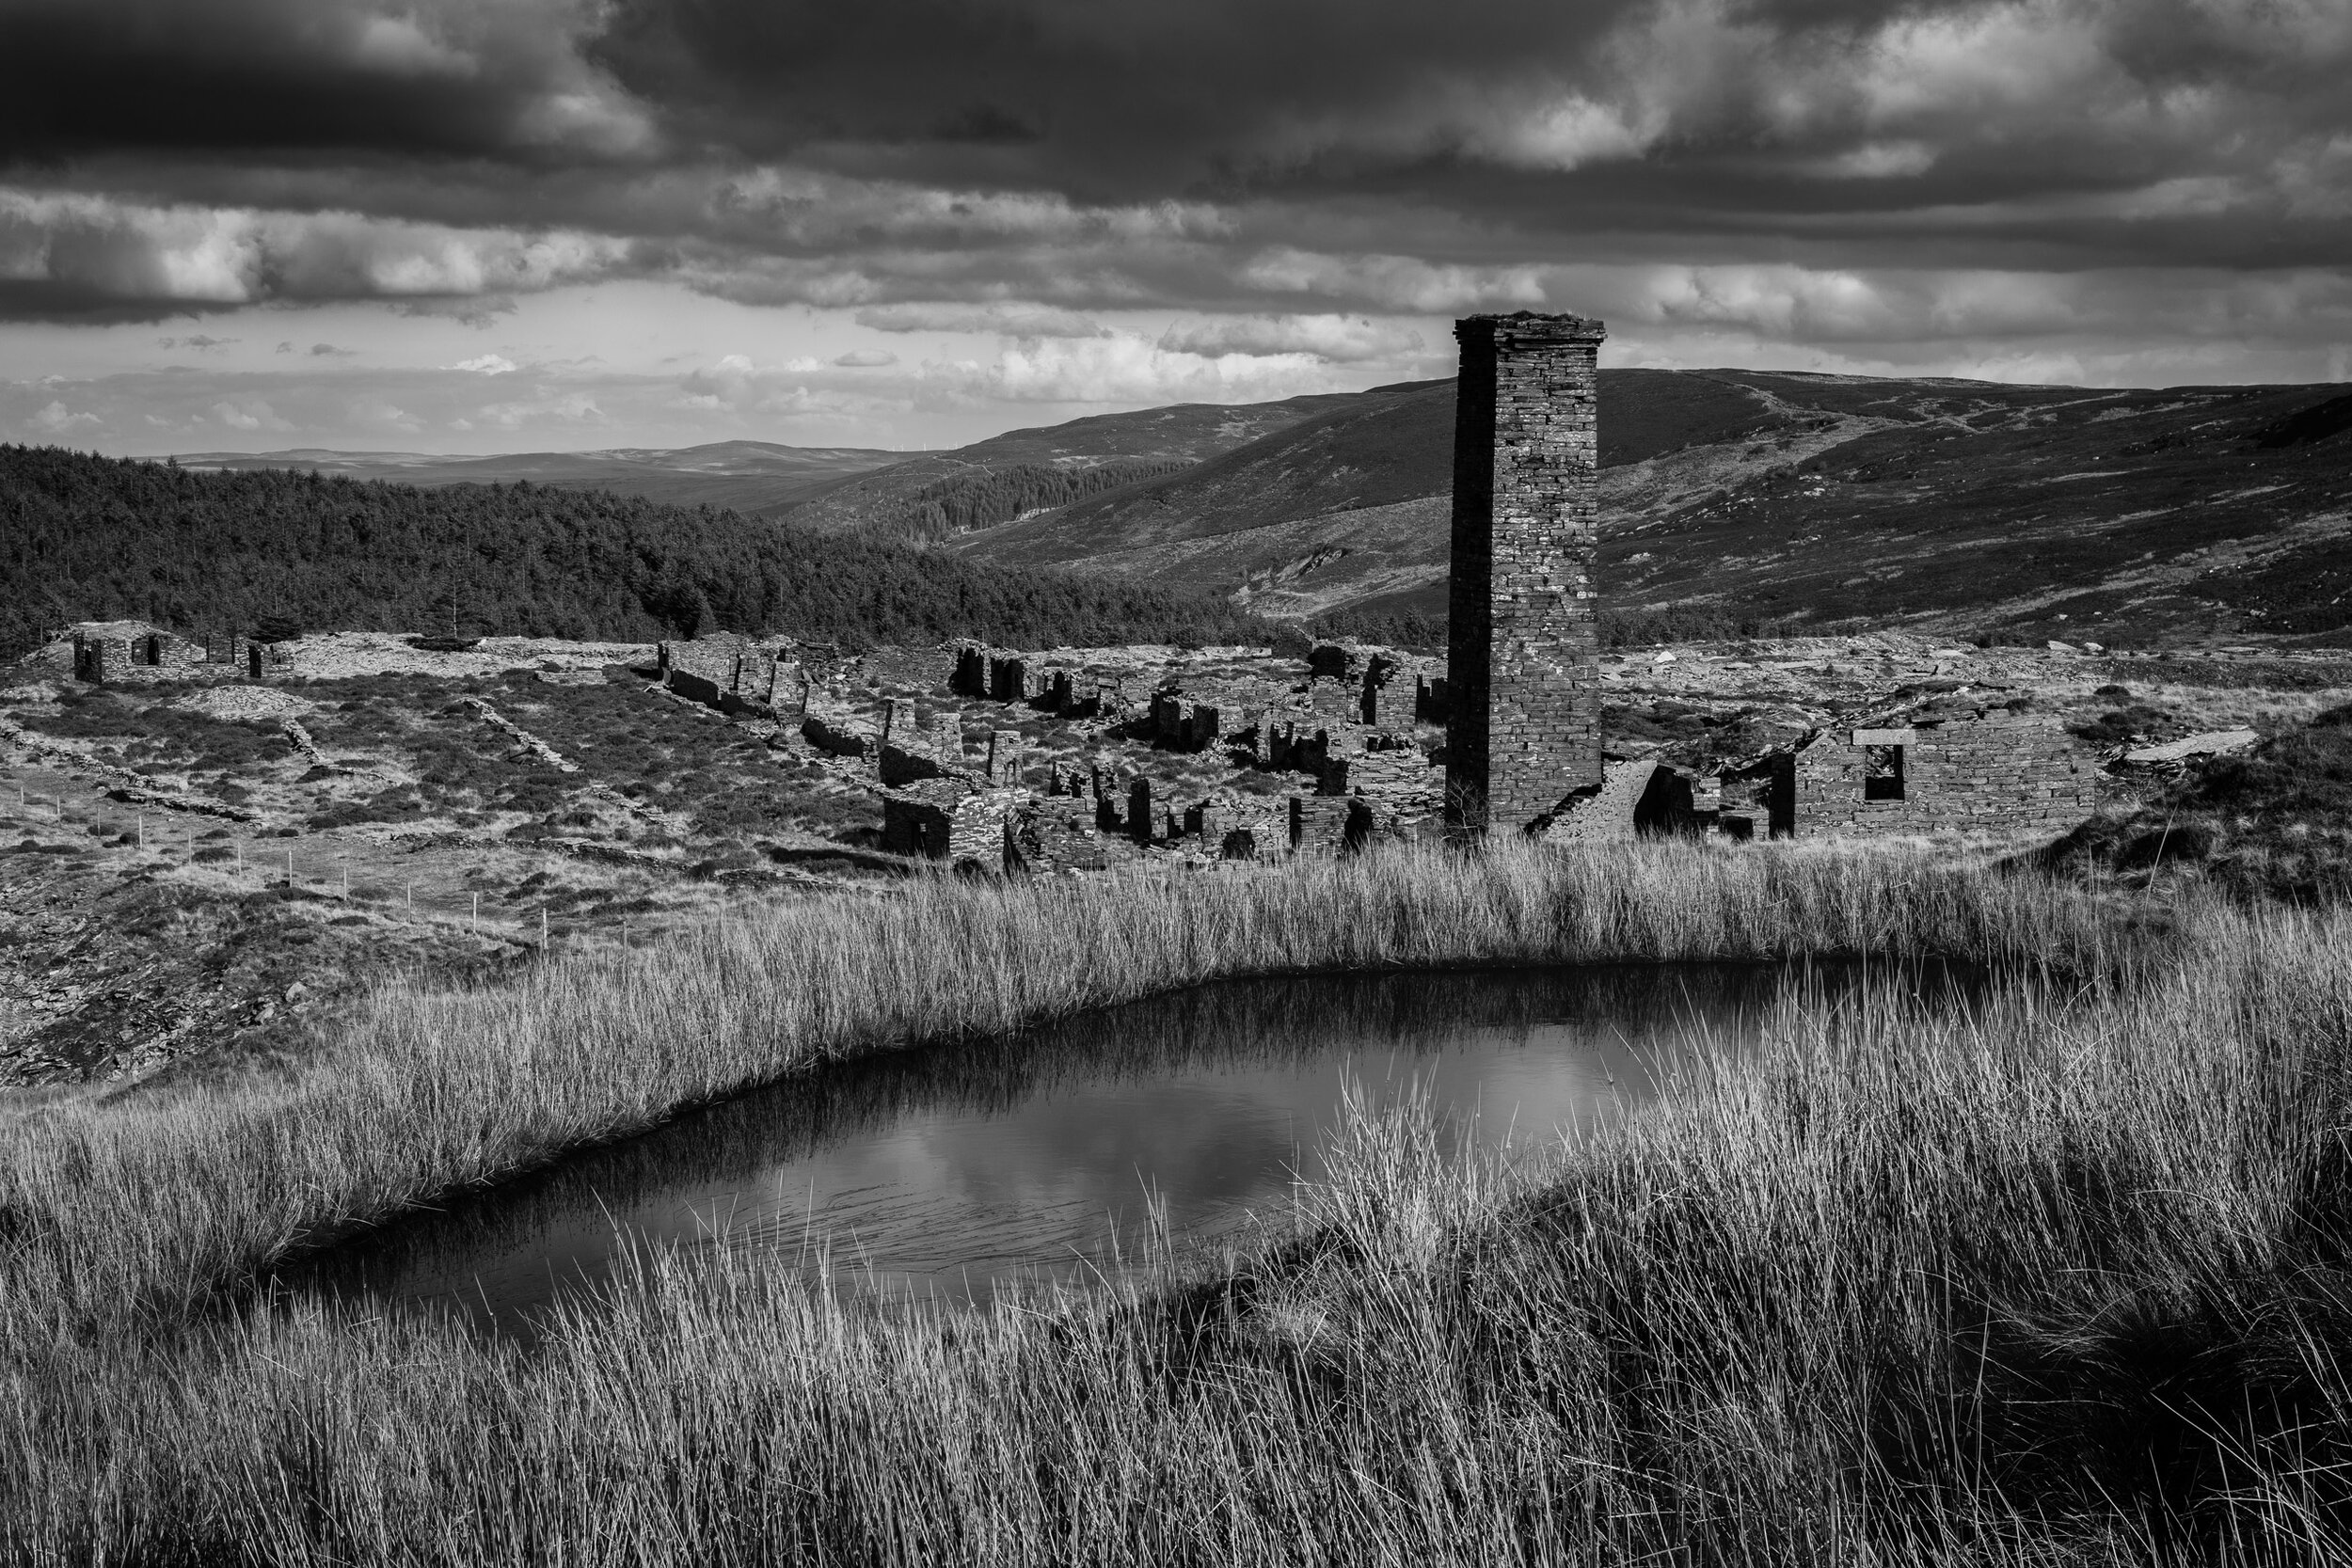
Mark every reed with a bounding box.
[7,839,2289,1564]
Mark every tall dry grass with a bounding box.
[7,839,2282,1564]
[0,840,2112,1337]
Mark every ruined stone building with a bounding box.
[1785,696,2100,837]
[32,620,216,684]
[656,634,803,719]
[1445,312,1608,833]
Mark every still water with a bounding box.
[281,963,1964,1333]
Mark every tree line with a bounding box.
[834,459,1191,543]
[0,446,1287,657]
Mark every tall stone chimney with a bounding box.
[1445,311,1607,832]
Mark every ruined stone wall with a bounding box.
[1146,691,1223,752]
[859,645,959,691]
[1415,674,1450,724]
[1318,750,1444,832]
[882,780,1025,869]
[1180,797,1288,862]
[66,624,211,684]
[1539,759,1700,844]
[658,634,801,718]
[1792,713,2103,836]
[881,789,954,857]
[951,645,988,698]
[1307,682,1356,721]
[800,710,874,759]
[1014,797,1139,873]
[947,787,1027,867]
[1445,312,1607,832]
[1290,796,1369,858]
[878,700,974,786]
[990,657,1036,704]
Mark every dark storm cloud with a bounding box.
[0,0,2344,327]
[580,0,2352,230]
[0,0,651,164]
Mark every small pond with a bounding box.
[278,962,1973,1334]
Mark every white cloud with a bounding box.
[1856,3,2111,127]
[1156,314,1424,363]
[208,398,292,433]
[710,169,1231,247]
[954,333,1340,405]
[1823,142,1939,179]
[348,397,422,433]
[29,400,102,435]
[1471,94,1656,171]
[0,187,635,310]
[1239,249,1549,313]
[451,354,518,374]
[833,348,898,368]
[511,88,660,158]
[473,391,607,429]
[349,14,478,79]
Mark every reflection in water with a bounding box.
[278,962,1968,1334]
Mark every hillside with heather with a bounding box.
[769,386,1380,534]
[938,371,2352,646]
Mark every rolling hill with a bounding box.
[938,371,2352,647]
[770,387,1387,533]
[167,388,1374,538]
[152,367,2352,648]
[171,441,901,516]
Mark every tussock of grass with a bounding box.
[17,843,2332,1563]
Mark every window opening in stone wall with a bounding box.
[1864,744,1906,801]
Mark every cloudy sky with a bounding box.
[3,0,2348,456]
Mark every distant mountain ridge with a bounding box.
[169,441,903,516]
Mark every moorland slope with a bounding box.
[945,372,2352,646]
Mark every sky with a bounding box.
[2,0,2349,456]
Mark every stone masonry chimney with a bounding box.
[1444,311,1607,832]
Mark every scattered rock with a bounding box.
[178,686,310,721]
[2122,729,2261,764]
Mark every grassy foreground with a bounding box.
[9,843,2349,1562]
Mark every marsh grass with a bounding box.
[13,841,2344,1563]
[1,840,2110,1333]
